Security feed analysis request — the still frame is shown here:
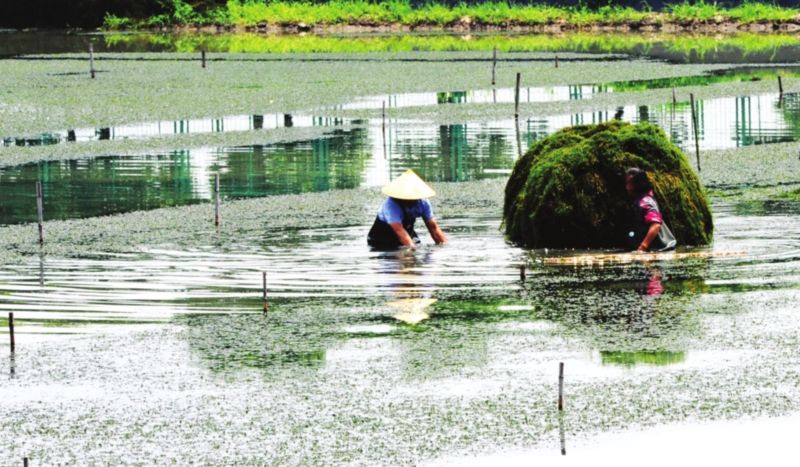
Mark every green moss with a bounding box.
[601,350,686,367]
[503,121,713,249]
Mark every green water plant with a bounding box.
[503,121,713,249]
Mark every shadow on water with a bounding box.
[178,246,710,376]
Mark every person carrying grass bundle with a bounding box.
[367,170,448,250]
[625,167,677,253]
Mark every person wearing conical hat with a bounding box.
[367,169,448,249]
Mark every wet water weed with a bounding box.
[0,54,724,136]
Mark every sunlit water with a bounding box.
[3,89,800,224]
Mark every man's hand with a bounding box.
[424,218,448,245]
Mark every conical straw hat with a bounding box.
[381,169,436,200]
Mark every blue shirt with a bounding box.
[377,198,434,224]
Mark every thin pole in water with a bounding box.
[23,457,29,467]
[8,313,15,354]
[36,181,44,245]
[491,47,497,86]
[514,72,521,119]
[262,271,268,314]
[558,362,564,411]
[201,49,207,68]
[689,93,701,172]
[555,55,559,68]
[382,101,387,159]
[89,43,96,79]
[214,173,221,226]
[672,87,677,105]
[778,75,784,95]
[519,264,526,282]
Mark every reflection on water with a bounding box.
[5,31,800,65]
[2,114,348,147]
[600,350,686,366]
[2,208,797,365]
[3,91,800,225]
[7,66,800,147]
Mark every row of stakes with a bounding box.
[84,43,795,172]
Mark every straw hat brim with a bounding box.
[382,169,436,200]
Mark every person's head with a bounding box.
[625,167,652,197]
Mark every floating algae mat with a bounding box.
[504,121,712,249]
[4,89,800,224]
[2,195,800,463]
[7,64,800,148]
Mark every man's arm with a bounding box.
[638,223,662,252]
[389,222,416,248]
[424,218,448,245]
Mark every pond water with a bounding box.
[2,30,800,464]
[2,89,800,224]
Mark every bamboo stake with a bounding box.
[262,271,268,314]
[672,87,677,105]
[214,173,221,226]
[689,93,701,172]
[8,313,15,354]
[514,72,521,119]
[36,182,43,245]
[554,55,559,68]
[519,264,526,282]
[778,75,784,95]
[558,362,564,411]
[89,43,95,79]
[491,47,497,86]
[201,49,207,68]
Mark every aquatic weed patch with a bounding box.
[503,121,713,248]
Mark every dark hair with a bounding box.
[626,167,652,196]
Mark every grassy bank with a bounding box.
[102,31,800,57]
[104,1,800,31]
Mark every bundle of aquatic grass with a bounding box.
[503,121,712,249]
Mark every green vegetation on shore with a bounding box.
[104,1,800,30]
[103,30,800,56]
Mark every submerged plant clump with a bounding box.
[503,121,713,249]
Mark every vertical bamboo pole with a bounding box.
[514,72,521,119]
[36,182,44,245]
[778,75,784,95]
[519,264,526,282]
[491,47,497,86]
[8,313,15,354]
[558,362,564,411]
[262,271,268,314]
[689,93,701,172]
[555,55,559,68]
[382,101,387,159]
[89,43,96,79]
[201,49,207,68]
[214,173,221,226]
[672,87,677,105]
